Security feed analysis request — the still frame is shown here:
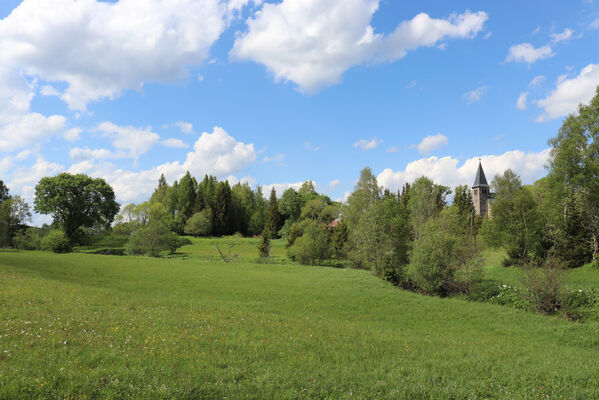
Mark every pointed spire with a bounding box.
[473,159,489,188]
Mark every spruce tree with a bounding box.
[265,188,280,237]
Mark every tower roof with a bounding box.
[473,160,489,188]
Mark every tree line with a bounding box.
[2,86,599,302]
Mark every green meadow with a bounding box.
[1,238,599,399]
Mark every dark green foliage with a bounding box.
[212,181,233,236]
[265,188,280,237]
[41,230,72,253]
[34,173,119,244]
[165,233,192,255]
[0,180,9,204]
[257,229,272,258]
[12,227,45,250]
[330,219,349,259]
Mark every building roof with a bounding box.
[473,160,489,188]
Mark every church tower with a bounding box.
[472,160,491,218]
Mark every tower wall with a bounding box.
[472,187,489,217]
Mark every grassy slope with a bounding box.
[1,242,599,399]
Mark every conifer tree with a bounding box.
[265,188,280,237]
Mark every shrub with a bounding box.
[13,227,44,250]
[521,257,566,315]
[561,288,599,322]
[184,209,212,237]
[41,230,72,253]
[287,221,332,265]
[165,233,192,255]
[257,229,271,258]
[408,208,483,296]
[126,223,171,257]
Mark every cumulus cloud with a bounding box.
[9,126,258,204]
[0,0,228,111]
[354,138,382,151]
[516,92,529,110]
[69,147,115,161]
[536,63,599,121]
[0,112,66,152]
[377,149,551,193]
[231,1,487,93]
[415,134,448,155]
[98,122,160,161]
[505,43,554,64]
[550,28,574,43]
[462,86,487,103]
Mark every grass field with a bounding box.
[1,239,599,399]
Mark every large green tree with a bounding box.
[344,167,381,229]
[34,173,119,244]
[547,86,599,262]
[408,177,450,239]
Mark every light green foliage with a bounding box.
[482,170,546,264]
[184,208,213,237]
[34,173,119,244]
[287,220,332,265]
[408,176,450,239]
[348,197,409,283]
[409,207,483,295]
[278,188,302,222]
[547,86,599,262]
[343,167,381,229]
[0,195,31,247]
[300,198,338,224]
[41,230,72,253]
[2,248,599,398]
[126,221,171,257]
[12,227,45,250]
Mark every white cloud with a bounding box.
[0,0,228,111]
[386,146,399,153]
[551,28,574,43]
[161,138,188,148]
[40,85,61,97]
[0,112,66,152]
[415,133,448,155]
[529,75,545,86]
[329,179,341,191]
[231,1,487,93]
[354,138,382,151]
[516,92,529,110]
[462,86,487,103]
[536,63,599,121]
[8,157,64,203]
[505,43,554,64]
[591,18,599,30]
[64,127,82,142]
[175,121,194,134]
[263,153,285,163]
[69,147,115,161]
[377,149,551,193]
[98,122,160,160]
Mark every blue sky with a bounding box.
[1,0,599,223]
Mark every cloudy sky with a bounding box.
[1,0,598,223]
